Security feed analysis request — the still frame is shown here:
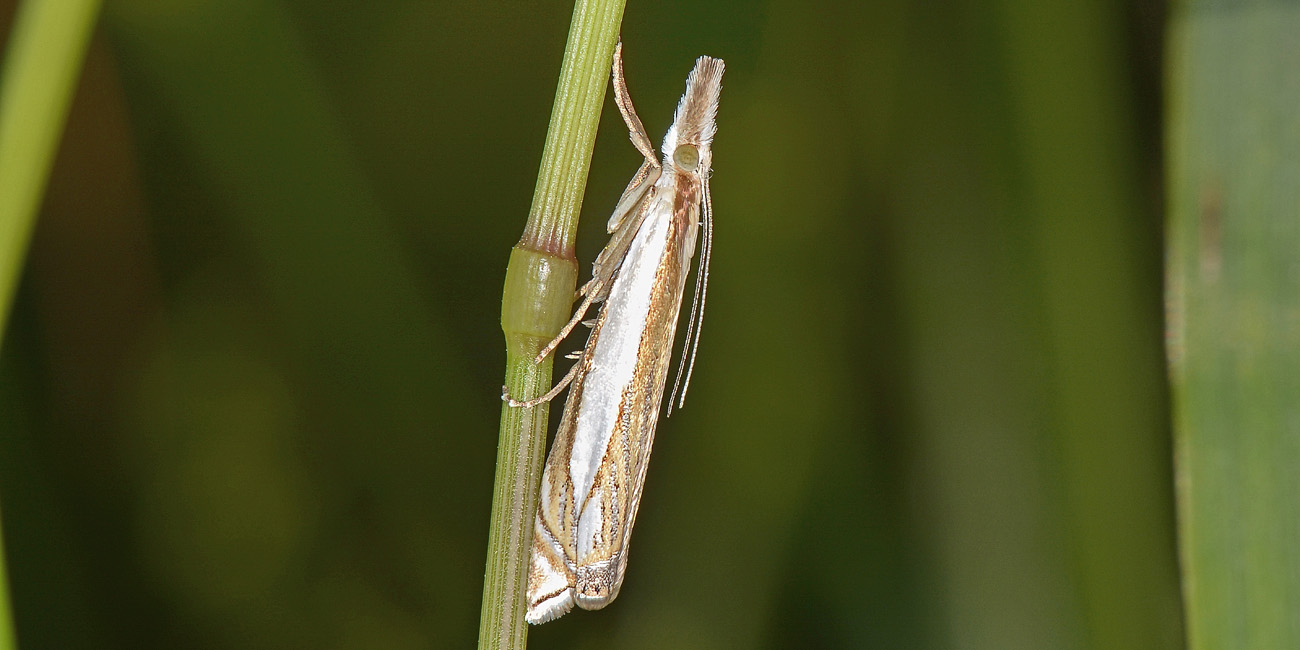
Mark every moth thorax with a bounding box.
[672,144,700,172]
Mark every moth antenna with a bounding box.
[677,174,713,410]
[667,173,713,415]
[666,239,704,416]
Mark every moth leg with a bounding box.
[534,280,601,364]
[576,275,599,299]
[605,42,662,234]
[502,359,581,408]
[612,41,658,165]
[605,162,658,234]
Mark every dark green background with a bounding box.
[0,0,1179,648]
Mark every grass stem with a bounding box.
[478,1,626,648]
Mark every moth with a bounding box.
[504,43,723,624]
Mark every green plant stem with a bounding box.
[1167,3,1300,649]
[0,2,102,648]
[479,1,626,648]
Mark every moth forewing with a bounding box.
[521,50,724,625]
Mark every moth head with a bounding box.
[662,55,724,174]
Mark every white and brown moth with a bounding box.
[504,43,723,624]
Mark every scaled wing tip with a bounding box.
[526,588,575,625]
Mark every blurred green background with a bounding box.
[0,0,1182,648]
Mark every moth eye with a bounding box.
[673,144,700,171]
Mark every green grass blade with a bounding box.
[992,1,1184,647]
[1167,3,1300,648]
[0,2,102,648]
[0,0,101,338]
[479,1,626,648]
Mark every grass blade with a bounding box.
[0,2,101,648]
[1167,3,1300,648]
